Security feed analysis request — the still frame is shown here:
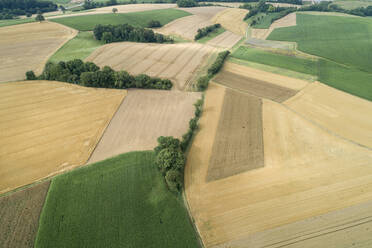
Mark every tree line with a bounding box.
[93,24,173,44]
[0,0,56,19]
[26,59,172,90]
[299,1,372,17]
[194,24,221,40]
[154,98,204,192]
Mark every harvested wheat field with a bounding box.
[0,81,126,194]
[0,181,50,248]
[87,42,216,90]
[211,8,248,36]
[251,12,297,40]
[185,84,372,247]
[206,31,242,49]
[207,89,264,182]
[88,89,201,163]
[157,6,225,40]
[48,4,177,19]
[0,22,76,83]
[285,82,372,148]
[213,62,304,102]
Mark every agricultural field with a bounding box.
[206,30,242,49]
[157,6,226,40]
[86,42,216,90]
[51,8,190,31]
[36,151,201,248]
[211,8,249,35]
[0,18,35,28]
[333,0,372,9]
[250,12,296,39]
[0,181,50,248]
[197,27,226,44]
[185,82,372,248]
[0,22,76,83]
[0,81,126,194]
[88,90,201,163]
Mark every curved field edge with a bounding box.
[50,9,192,31]
[35,151,201,248]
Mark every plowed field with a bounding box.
[86,42,216,90]
[0,81,126,194]
[88,90,201,163]
[0,22,76,83]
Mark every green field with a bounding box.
[49,32,103,63]
[333,0,372,9]
[35,151,200,248]
[0,18,35,28]
[51,8,191,31]
[251,12,283,29]
[197,27,226,43]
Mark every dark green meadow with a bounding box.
[35,151,200,248]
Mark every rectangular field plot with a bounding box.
[207,89,264,181]
[87,42,216,90]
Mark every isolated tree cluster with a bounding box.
[147,20,162,28]
[26,59,172,90]
[194,23,221,40]
[93,24,173,44]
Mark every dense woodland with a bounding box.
[26,59,173,90]
[0,0,57,19]
[93,24,173,44]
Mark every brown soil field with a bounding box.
[185,83,372,247]
[251,12,297,40]
[157,6,225,40]
[211,8,248,36]
[213,62,299,102]
[48,4,177,19]
[0,81,126,194]
[207,89,264,182]
[0,181,50,248]
[206,30,242,49]
[86,42,216,90]
[284,82,372,149]
[0,22,77,83]
[88,89,201,163]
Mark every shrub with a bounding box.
[147,20,162,28]
[26,71,36,80]
[208,50,230,76]
[196,75,209,91]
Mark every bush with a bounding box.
[147,20,162,28]
[208,50,230,76]
[194,23,221,40]
[177,0,197,7]
[26,71,36,80]
[196,75,209,91]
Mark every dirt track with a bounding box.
[207,89,264,181]
[211,8,248,36]
[88,89,201,163]
[86,42,216,90]
[0,81,126,194]
[0,22,76,83]
[0,181,50,248]
[206,30,242,49]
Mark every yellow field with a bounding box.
[0,81,126,194]
[0,22,77,83]
[211,8,248,36]
[185,83,372,247]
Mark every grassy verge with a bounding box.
[35,151,200,248]
[197,27,226,44]
[51,8,191,31]
[49,32,103,63]
[0,18,35,28]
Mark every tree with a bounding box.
[147,20,161,28]
[154,136,181,155]
[102,32,113,43]
[26,71,36,80]
[112,7,118,13]
[60,5,66,14]
[176,0,197,7]
[35,13,44,22]
[156,147,185,174]
[165,169,183,192]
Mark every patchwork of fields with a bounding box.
[211,8,249,36]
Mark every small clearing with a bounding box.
[207,89,264,182]
[206,30,242,49]
[0,181,50,248]
[0,81,126,194]
[86,42,216,90]
[0,22,76,83]
[211,8,249,36]
[88,90,201,164]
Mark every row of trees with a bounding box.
[194,24,221,40]
[177,0,198,7]
[267,0,302,5]
[93,24,173,44]
[0,0,57,18]
[155,98,204,192]
[26,59,172,90]
[299,1,372,17]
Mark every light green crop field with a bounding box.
[49,32,103,63]
[251,12,283,29]
[35,151,200,248]
[0,18,35,28]
[197,27,225,43]
[333,0,372,10]
[51,8,191,31]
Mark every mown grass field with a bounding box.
[49,31,103,63]
[51,8,191,31]
[0,18,35,28]
[197,27,225,43]
[35,151,200,248]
